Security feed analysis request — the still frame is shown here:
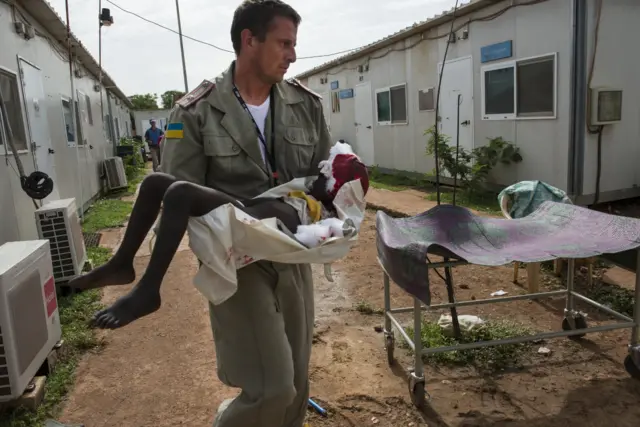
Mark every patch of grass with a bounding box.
[87,246,112,269]
[367,167,503,215]
[538,260,633,317]
[354,300,383,316]
[125,168,146,195]
[369,168,432,192]
[585,282,634,317]
[107,165,148,199]
[124,166,147,195]
[404,320,534,371]
[425,190,502,215]
[81,199,133,234]
[0,288,105,427]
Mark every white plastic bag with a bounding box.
[437,314,485,337]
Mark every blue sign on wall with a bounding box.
[330,81,339,90]
[480,40,513,63]
[338,89,354,99]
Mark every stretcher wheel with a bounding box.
[624,355,640,380]
[562,315,587,339]
[385,335,395,366]
[409,380,426,408]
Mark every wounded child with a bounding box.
[69,142,369,330]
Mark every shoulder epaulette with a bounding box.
[286,78,322,100]
[176,79,215,108]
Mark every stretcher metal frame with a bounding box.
[380,251,640,408]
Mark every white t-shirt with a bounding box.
[247,96,270,167]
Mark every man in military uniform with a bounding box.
[160,1,331,426]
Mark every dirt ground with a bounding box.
[59,188,640,427]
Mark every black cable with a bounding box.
[104,0,360,60]
[425,255,447,283]
[592,126,603,205]
[0,84,54,202]
[105,0,550,66]
[433,0,460,205]
[21,172,55,200]
[452,94,462,206]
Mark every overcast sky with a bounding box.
[48,0,459,98]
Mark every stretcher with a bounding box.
[376,201,640,407]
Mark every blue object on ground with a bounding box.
[45,421,84,427]
[308,398,327,417]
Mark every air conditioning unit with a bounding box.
[35,198,87,283]
[103,156,128,190]
[0,240,62,402]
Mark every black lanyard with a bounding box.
[231,82,278,185]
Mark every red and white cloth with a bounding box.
[319,141,370,197]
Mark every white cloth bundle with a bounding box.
[186,177,367,305]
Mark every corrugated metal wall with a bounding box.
[302,0,640,203]
[0,1,131,245]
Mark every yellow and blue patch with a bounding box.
[165,122,184,139]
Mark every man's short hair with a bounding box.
[230,0,301,54]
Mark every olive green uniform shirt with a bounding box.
[160,63,332,198]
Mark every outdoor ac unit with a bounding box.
[103,156,128,190]
[0,240,62,402]
[35,198,87,283]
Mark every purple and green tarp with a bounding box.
[376,201,640,305]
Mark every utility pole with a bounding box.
[98,6,114,153]
[175,0,189,92]
[65,0,84,217]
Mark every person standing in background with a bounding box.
[144,119,164,171]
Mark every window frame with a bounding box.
[0,66,30,154]
[375,83,408,126]
[114,117,121,141]
[417,87,436,112]
[481,52,557,121]
[79,91,93,126]
[60,95,79,147]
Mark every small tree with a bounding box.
[425,126,523,192]
[129,93,159,110]
[161,90,186,109]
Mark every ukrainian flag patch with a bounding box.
[165,122,184,139]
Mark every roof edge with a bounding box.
[17,0,134,108]
[295,0,495,79]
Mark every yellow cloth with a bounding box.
[287,191,322,223]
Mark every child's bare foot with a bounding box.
[91,284,161,329]
[68,258,135,290]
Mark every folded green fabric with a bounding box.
[498,180,571,219]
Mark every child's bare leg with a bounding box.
[93,181,242,329]
[69,173,177,290]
